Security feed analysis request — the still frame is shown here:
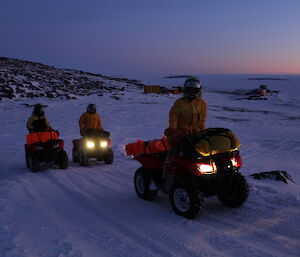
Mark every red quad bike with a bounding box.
[130,130,249,219]
[25,131,69,173]
[72,129,113,167]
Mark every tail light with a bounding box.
[53,143,60,148]
[231,153,242,168]
[58,140,64,150]
[28,145,41,151]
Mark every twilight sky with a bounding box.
[1,0,300,75]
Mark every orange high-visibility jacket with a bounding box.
[169,96,207,135]
[79,112,102,136]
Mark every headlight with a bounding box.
[86,141,95,148]
[197,162,217,174]
[100,141,108,148]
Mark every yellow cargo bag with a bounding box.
[194,128,240,156]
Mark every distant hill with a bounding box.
[164,75,192,79]
[0,57,144,101]
[248,77,288,81]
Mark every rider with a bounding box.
[27,104,52,133]
[79,104,103,136]
[163,77,207,186]
[166,76,207,149]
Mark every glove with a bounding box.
[164,128,187,145]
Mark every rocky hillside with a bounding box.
[0,57,144,101]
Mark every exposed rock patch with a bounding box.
[250,170,294,184]
[0,57,144,100]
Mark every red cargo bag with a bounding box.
[26,131,59,145]
[125,136,170,156]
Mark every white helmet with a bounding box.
[183,77,203,99]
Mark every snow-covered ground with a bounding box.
[0,75,299,257]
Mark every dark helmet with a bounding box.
[33,103,44,117]
[87,103,96,114]
[183,77,203,99]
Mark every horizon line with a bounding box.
[1,55,300,77]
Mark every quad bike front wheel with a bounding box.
[217,172,249,208]
[96,153,103,161]
[25,148,30,169]
[79,150,88,167]
[169,180,203,219]
[72,147,79,163]
[57,150,69,169]
[134,167,158,201]
[104,148,114,164]
[29,152,40,173]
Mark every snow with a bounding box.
[1,75,300,257]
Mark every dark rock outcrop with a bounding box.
[0,57,144,100]
[250,170,294,184]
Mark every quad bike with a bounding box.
[72,129,113,167]
[25,131,69,172]
[131,132,249,219]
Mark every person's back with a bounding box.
[27,104,51,133]
[79,104,103,136]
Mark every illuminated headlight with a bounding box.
[197,162,217,174]
[100,141,108,148]
[86,141,95,148]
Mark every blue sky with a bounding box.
[1,0,300,75]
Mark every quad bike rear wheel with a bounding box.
[134,167,158,201]
[57,150,69,169]
[169,180,203,219]
[29,152,40,173]
[217,172,249,207]
[104,148,114,164]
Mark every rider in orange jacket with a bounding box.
[79,104,103,136]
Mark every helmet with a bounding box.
[183,77,203,99]
[33,103,44,117]
[87,103,96,114]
